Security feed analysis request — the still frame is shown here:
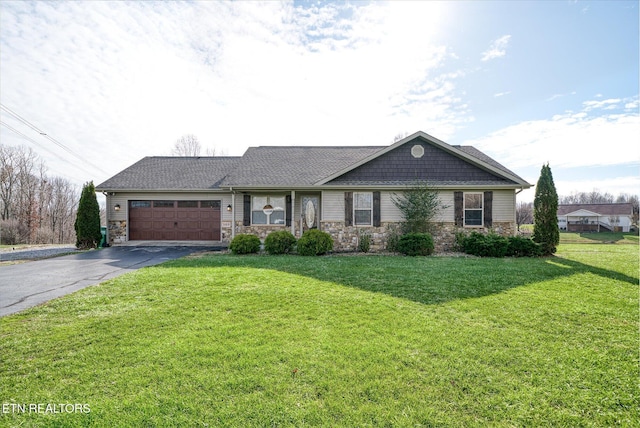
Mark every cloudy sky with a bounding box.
[1,0,638,202]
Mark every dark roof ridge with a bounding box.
[249,145,384,149]
[559,202,632,206]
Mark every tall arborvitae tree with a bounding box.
[74,181,101,249]
[532,163,560,255]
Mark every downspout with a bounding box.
[230,188,236,240]
[514,187,524,234]
[102,191,110,245]
[290,190,295,236]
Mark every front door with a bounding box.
[301,196,319,232]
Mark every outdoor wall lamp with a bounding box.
[227,204,232,212]
[114,204,121,211]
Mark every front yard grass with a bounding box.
[1,244,638,427]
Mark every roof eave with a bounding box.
[95,187,229,193]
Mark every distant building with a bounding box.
[557,203,633,232]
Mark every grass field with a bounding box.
[1,244,638,427]
[559,231,638,245]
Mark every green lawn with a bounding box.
[559,231,638,245]
[1,245,638,427]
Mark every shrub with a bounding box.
[297,229,333,256]
[264,230,297,255]
[506,235,543,257]
[396,233,434,256]
[0,219,21,245]
[357,230,372,253]
[392,181,446,234]
[457,232,542,258]
[458,231,509,257]
[229,234,261,255]
[385,223,402,252]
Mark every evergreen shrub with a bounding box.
[297,229,333,256]
[396,233,434,256]
[229,234,261,255]
[264,231,297,255]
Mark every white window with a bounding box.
[354,192,373,226]
[464,193,483,226]
[252,196,286,225]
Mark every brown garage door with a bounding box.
[129,200,221,241]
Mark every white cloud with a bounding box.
[0,1,469,185]
[464,96,640,170]
[481,35,511,62]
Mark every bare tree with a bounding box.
[393,132,409,143]
[0,144,78,244]
[0,144,17,220]
[171,134,201,156]
[47,176,77,244]
[515,201,533,231]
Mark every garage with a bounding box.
[129,200,221,241]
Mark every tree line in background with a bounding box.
[0,144,79,245]
[516,190,639,231]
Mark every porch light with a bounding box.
[114,204,121,211]
[226,204,232,212]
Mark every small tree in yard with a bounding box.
[532,163,559,255]
[74,181,101,249]
[392,181,446,234]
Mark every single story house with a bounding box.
[557,203,634,232]
[96,131,532,251]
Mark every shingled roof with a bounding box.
[220,146,382,187]
[97,132,531,191]
[97,157,241,191]
[557,203,633,216]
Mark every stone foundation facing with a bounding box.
[107,220,127,245]
[320,221,515,253]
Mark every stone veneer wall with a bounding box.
[107,220,127,245]
[234,222,290,241]
[321,221,515,253]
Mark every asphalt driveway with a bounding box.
[0,246,215,317]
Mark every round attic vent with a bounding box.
[411,144,425,158]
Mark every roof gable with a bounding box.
[319,131,530,187]
[561,208,602,217]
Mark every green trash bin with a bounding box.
[100,226,107,247]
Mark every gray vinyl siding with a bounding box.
[321,191,344,221]
[435,190,515,223]
[322,191,402,222]
[389,190,515,223]
[491,190,516,222]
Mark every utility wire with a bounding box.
[0,103,110,176]
[0,119,98,179]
